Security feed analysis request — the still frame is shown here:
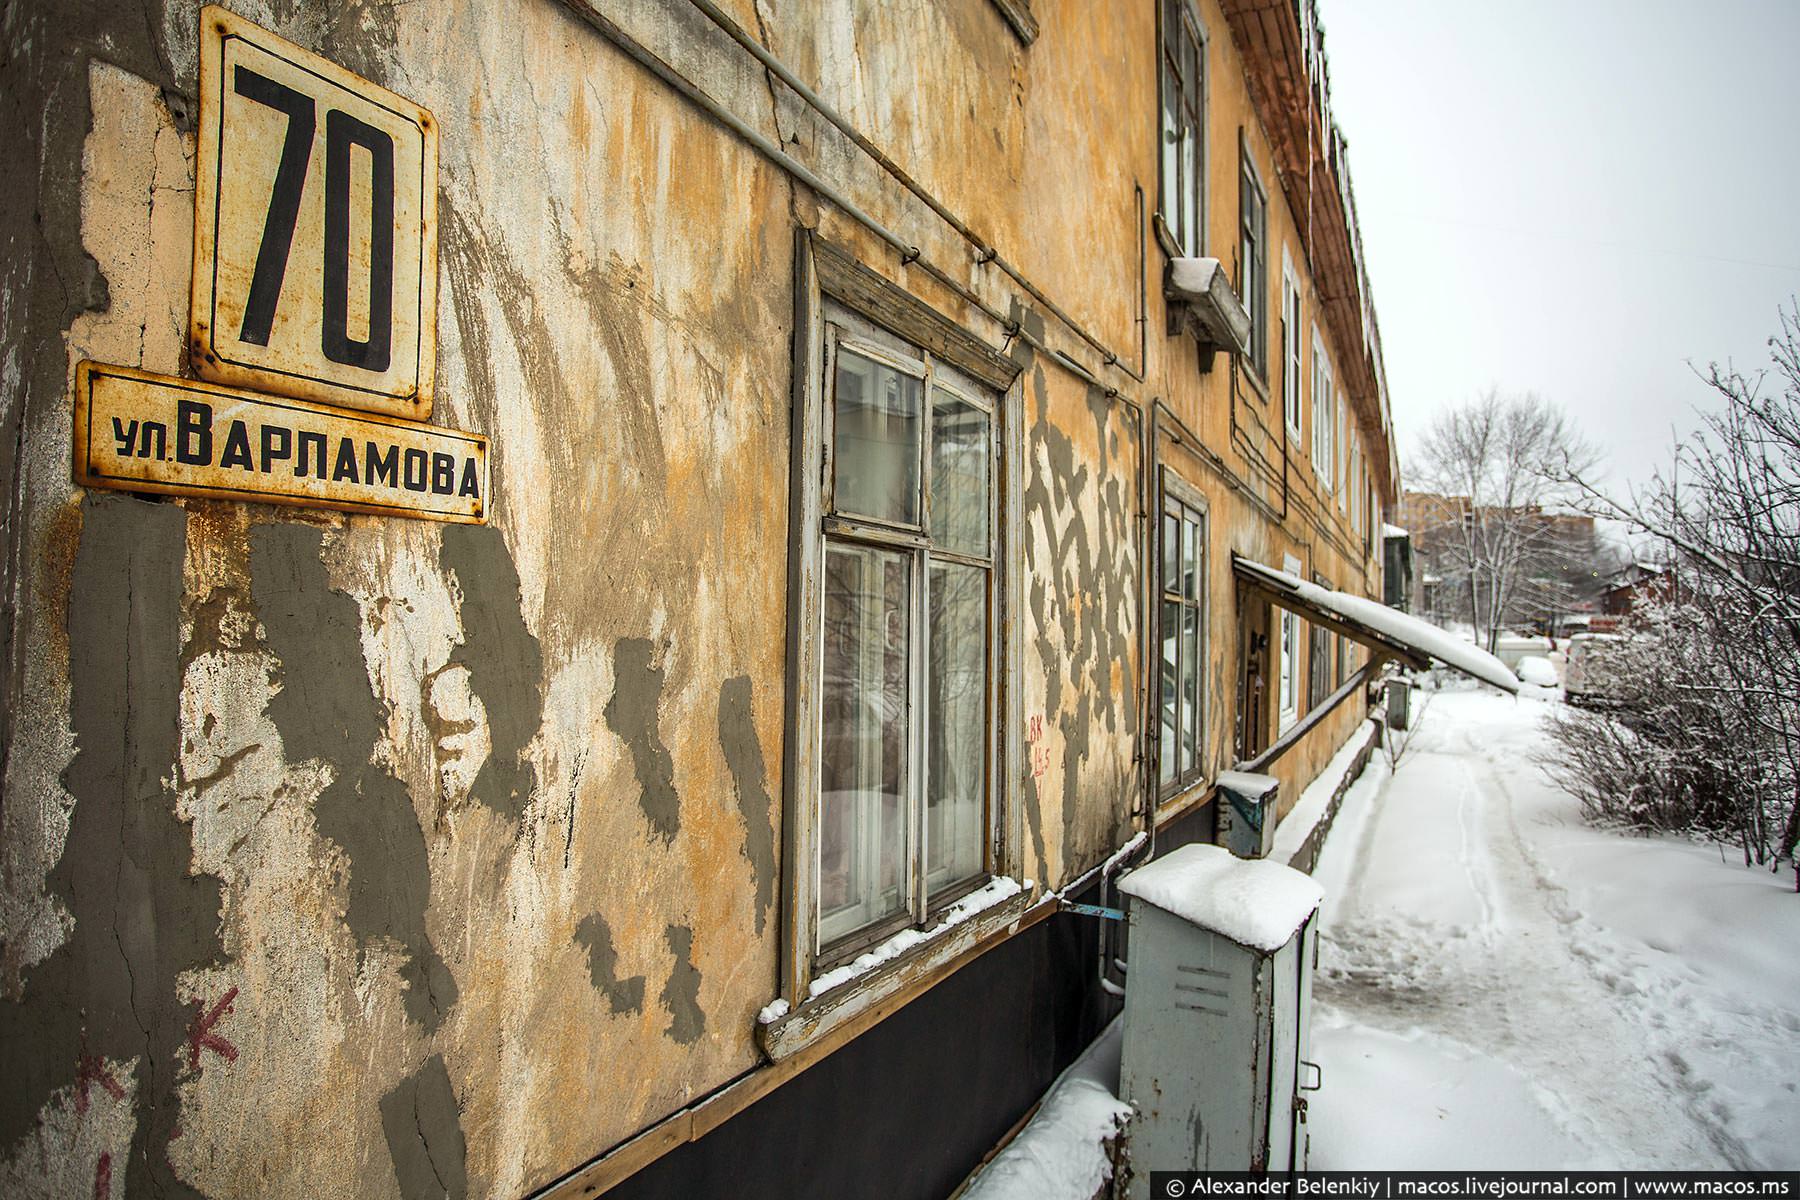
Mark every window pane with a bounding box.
[1160,596,1179,785]
[1181,124,1198,256]
[1182,513,1200,601]
[927,561,987,895]
[1160,42,1179,238]
[1180,600,1200,775]
[834,347,921,525]
[1280,610,1298,716]
[931,390,990,558]
[1162,511,1178,586]
[820,542,911,945]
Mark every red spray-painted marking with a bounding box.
[93,1151,112,1200]
[74,1055,126,1116]
[184,985,240,1072]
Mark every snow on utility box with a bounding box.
[1115,845,1323,1191]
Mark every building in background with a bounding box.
[0,1,1400,1196]
[1401,490,1601,635]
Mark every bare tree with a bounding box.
[1409,391,1599,652]
[1559,305,1800,879]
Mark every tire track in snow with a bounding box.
[1316,710,1727,1168]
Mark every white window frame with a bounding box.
[1278,552,1302,730]
[1281,251,1302,441]
[1311,331,1334,493]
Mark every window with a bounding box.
[1239,140,1268,378]
[816,305,1001,956]
[1281,254,1302,438]
[1349,436,1362,532]
[1307,609,1332,710]
[1311,333,1334,492]
[1336,395,1347,511]
[1278,553,1301,730]
[1158,0,1206,256]
[1159,482,1207,797]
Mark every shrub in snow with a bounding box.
[1540,601,1794,869]
[1559,303,1800,883]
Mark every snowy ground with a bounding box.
[1308,684,1800,1170]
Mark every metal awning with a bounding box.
[1233,555,1520,694]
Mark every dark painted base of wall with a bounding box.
[610,807,1219,1200]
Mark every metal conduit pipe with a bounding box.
[551,0,1131,405]
[684,0,1145,383]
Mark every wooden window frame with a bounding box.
[1239,135,1269,381]
[1156,0,1209,258]
[772,235,1027,1055]
[1156,472,1210,803]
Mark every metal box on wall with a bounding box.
[1115,845,1322,1192]
[1213,770,1280,859]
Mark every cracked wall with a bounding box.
[3,3,791,1195]
[0,0,1386,1196]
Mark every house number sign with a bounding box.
[190,4,439,418]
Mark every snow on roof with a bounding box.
[1117,843,1322,952]
[1382,523,1409,538]
[1235,557,1520,694]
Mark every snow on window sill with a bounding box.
[756,877,1035,1062]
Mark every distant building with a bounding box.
[1400,489,1600,633]
[1599,561,1674,617]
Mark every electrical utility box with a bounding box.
[1213,770,1280,859]
[1115,844,1323,1193]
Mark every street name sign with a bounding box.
[74,361,487,523]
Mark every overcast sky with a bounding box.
[1321,0,1800,493]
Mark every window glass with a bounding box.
[1182,513,1199,600]
[931,390,990,557]
[815,311,1002,956]
[1160,595,1180,785]
[1160,48,1180,247]
[1180,594,1200,775]
[833,347,921,525]
[1279,609,1299,721]
[927,560,987,895]
[1160,0,1204,257]
[819,542,912,945]
[1161,496,1206,795]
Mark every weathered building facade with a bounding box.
[0,0,1396,1196]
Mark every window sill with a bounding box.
[1154,774,1215,826]
[1239,360,1270,404]
[757,881,1035,1062]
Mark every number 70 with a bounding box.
[233,65,395,374]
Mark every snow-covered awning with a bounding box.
[1233,555,1520,694]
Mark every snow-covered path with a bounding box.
[1307,687,1800,1170]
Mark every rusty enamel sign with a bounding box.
[74,362,487,523]
[191,5,438,418]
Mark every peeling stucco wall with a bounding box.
[4,3,792,1195]
[0,0,1392,1196]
